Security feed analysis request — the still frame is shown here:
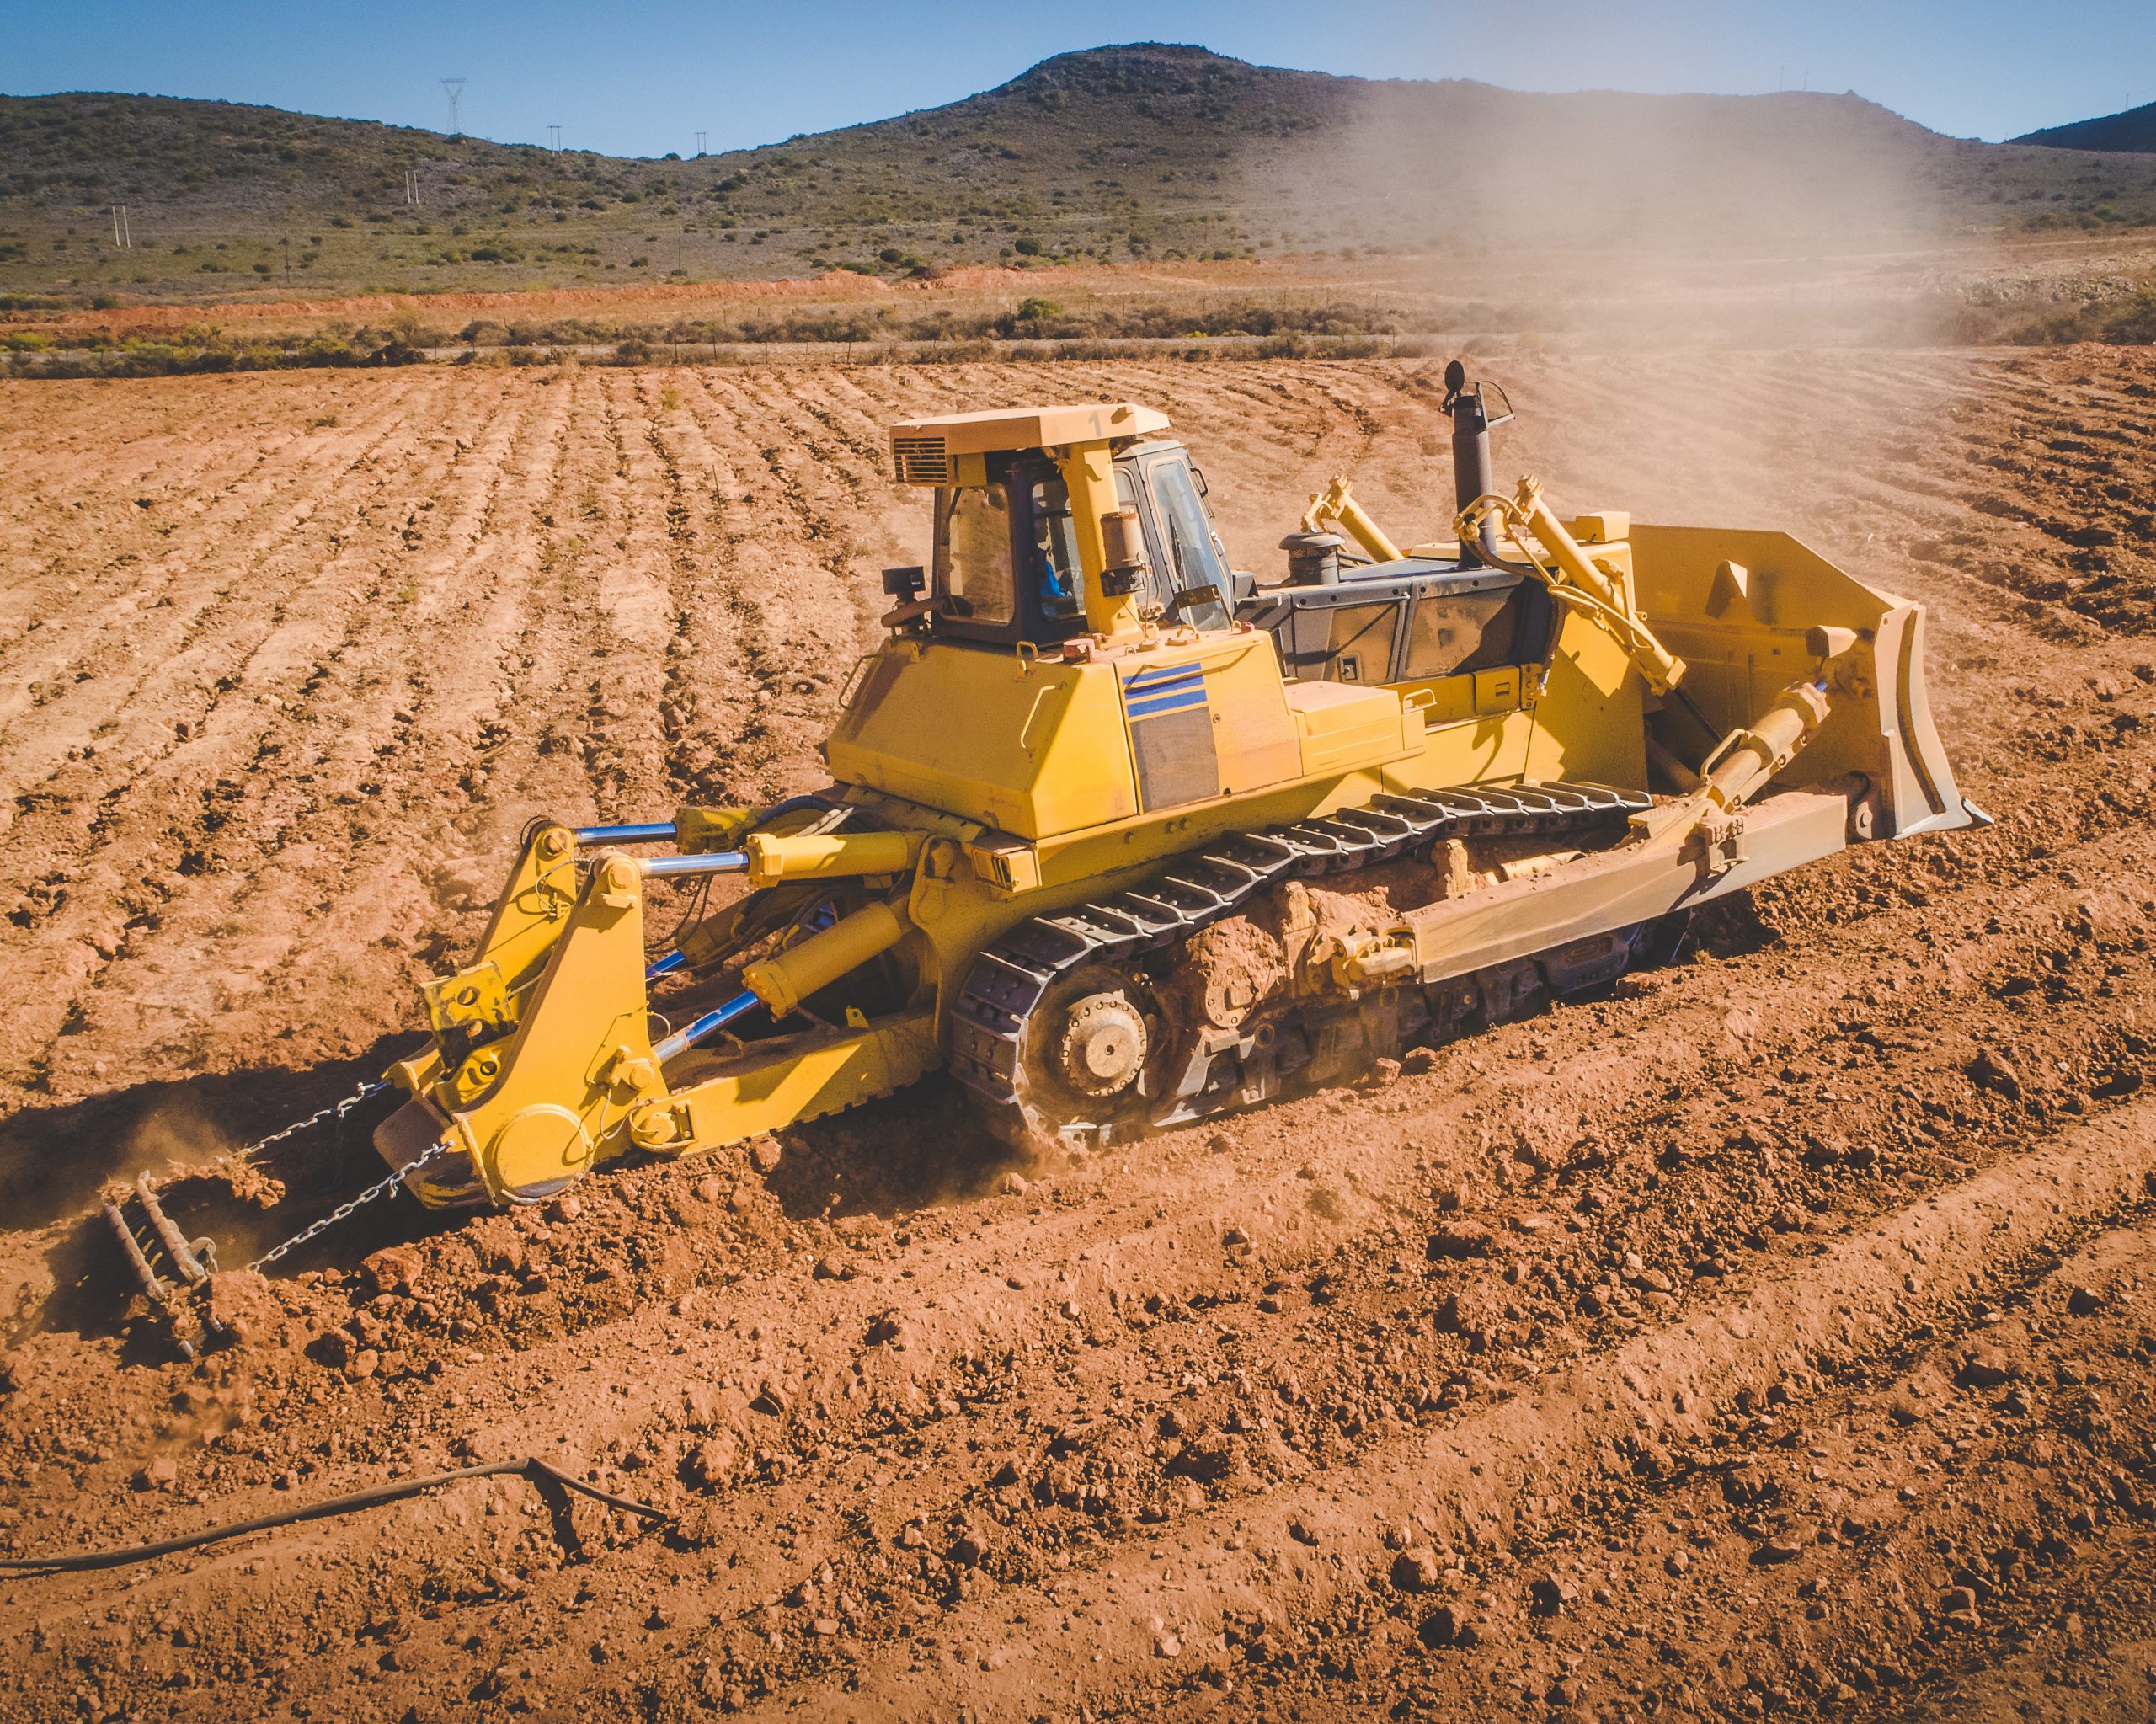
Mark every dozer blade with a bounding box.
[1629,524,1982,837]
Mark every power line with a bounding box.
[440,77,467,136]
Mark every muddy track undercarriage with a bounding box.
[951,782,1683,1145]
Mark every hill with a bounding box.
[2012,100,2156,154]
[4,43,2154,302]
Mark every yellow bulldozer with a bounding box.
[371,364,1982,1209]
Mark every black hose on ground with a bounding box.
[0,1456,670,1574]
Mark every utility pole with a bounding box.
[282,233,291,281]
[695,131,707,157]
[676,227,685,274]
[548,123,562,152]
[441,77,467,136]
[405,166,420,206]
[109,205,132,249]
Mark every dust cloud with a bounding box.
[1257,79,1972,353]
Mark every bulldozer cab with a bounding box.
[894,413,1235,647]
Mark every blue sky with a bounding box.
[4,0,2149,157]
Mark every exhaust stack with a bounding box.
[1442,359,1511,568]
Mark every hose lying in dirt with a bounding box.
[0,1457,671,1574]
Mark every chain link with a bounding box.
[218,1079,392,1173]
[246,1140,455,1273]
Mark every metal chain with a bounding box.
[218,1079,392,1174]
[246,1140,455,1273]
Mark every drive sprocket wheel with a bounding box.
[1013,962,1166,1140]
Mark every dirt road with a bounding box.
[1,345,2153,1723]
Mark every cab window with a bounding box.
[1026,477,1084,623]
[1146,458,1231,626]
[1324,601,1399,683]
[1402,590,1522,680]
[934,484,1016,626]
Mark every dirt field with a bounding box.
[2,343,2155,1723]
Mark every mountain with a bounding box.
[2011,100,2156,154]
[3,44,2152,302]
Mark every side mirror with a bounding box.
[881,565,926,599]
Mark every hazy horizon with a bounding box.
[3,0,2150,161]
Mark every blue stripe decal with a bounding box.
[1128,689,1209,718]
[1125,665,1204,691]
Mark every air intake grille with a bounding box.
[892,435,951,483]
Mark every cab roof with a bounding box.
[889,402,1171,459]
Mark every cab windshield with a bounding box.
[1145,459,1231,629]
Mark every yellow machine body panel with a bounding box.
[825,627,1415,842]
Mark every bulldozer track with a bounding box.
[951,781,1652,1140]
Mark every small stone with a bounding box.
[749,1136,782,1173]
[812,1617,840,1637]
[203,1270,273,1343]
[951,1530,989,1566]
[1418,1604,1468,1648]
[1391,1548,1444,1593]
[345,1348,380,1381]
[1437,1183,1469,1214]
[132,1456,179,1492]
[1401,1047,1439,1075]
[999,1171,1030,1196]
[547,1193,582,1221]
[1665,1551,1690,1577]
[686,1434,739,1489]
[1967,1047,2021,1100]
[1529,1572,1577,1616]
[362,1245,423,1296]
[1222,1225,1251,1248]
[811,1256,855,1282]
[1288,1518,1320,1546]
[695,1175,725,1205]
[1369,1056,1402,1087]
[1752,1539,1804,1565]
[1427,1222,1496,1260]
[2067,1285,2104,1316]
[1957,1348,2015,1390]
[1940,1586,1979,1615]
[1153,1632,1182,1658]
[1383,1524,1415,1551]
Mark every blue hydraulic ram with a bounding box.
[572,822,679,845]
[641,852,750,878]
[653,990,760,1062]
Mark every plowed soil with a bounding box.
[2,344,2155,1724]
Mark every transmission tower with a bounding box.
[441,77,467,136]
